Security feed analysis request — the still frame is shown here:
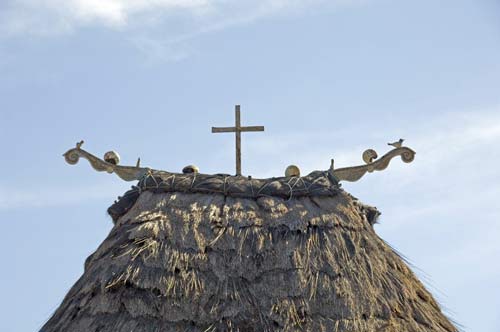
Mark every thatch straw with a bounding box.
[41,176,457,332]
[107,171,340,223]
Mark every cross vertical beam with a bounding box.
[211,105,265,176]
[235,105,242,176]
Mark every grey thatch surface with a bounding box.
[41,186,457,332]
[108,171,340,222]
[136,170,339,199]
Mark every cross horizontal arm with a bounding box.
[212,127,236,133]
[240,126,265,132]
[211,126,265,133]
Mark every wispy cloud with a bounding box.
[247,107,500,180]
[0,0,364,61]
[0,0,353,36]
[369,109,500,221]
[0,0,210,35]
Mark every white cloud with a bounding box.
[1,0,210,34]
[0,0,365,61]
[0,0,346,36]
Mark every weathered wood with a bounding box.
[211,127,236,133]
[212,105,265,176]
[211,126,264,133]
[63,141,149,181]
[330,147,416,182]
[240,126,265,131]
[235,106,242,176]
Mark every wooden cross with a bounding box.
[212,105,265,176]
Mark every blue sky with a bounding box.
[1,0,499,331]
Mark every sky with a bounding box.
[0,0,499,331]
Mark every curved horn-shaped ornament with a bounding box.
[330,147,415,182]
[63,141,150,181]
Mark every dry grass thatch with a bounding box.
[41,184,458,332]
[107,171,340,222]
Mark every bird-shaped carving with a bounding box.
[388,138,404,148]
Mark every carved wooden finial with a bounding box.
[63,142,149,181]
[330,144,415,182]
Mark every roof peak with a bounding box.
[63,140,415,183]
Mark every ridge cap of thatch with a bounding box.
[107,170,341,222]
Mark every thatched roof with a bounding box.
[41,172,457,332]
[107,170,340,222]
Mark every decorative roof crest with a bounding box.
[329,145,415,182]
[63,141,415,183]
[63,107,415,183]
[63,141,150,181]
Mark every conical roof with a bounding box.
[41,156,457,332]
